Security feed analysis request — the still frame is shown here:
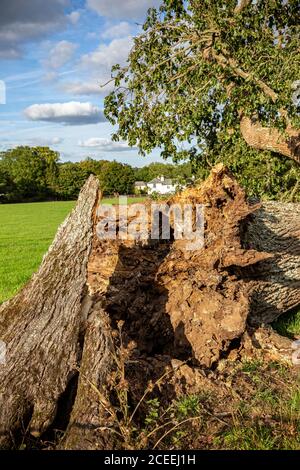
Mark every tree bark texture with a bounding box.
[0,175,99,448]
[243,201,300,324]
[240,116,300,164]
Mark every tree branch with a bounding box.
[205,47,300,163]
[240,116,300,164]
[210,49,278,102]
[234,0,252,15]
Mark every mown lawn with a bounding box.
[0,201,75,304]
[0,197,145,304]
[102,196,146,205]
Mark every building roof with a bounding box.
[134,181,146,186]
[148,178,162,184]
[148,177,174,186]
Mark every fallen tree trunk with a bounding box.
[0,166,299,449]
[61,308,116,450]
[243,201,300,325]
[0,176,99,448]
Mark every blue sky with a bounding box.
[0,0,164,166]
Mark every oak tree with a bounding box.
[105,0,300,197]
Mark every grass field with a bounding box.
[0,197,145,304]
[0,201,75,304]
[102,196,146,205]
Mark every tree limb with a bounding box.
[240,116,300,163]
[207,48,299,162]
[234,0,252,15]
[210,49,278,102]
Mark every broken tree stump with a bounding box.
[0,165,299,449]
[155,167,271,366]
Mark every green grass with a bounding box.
[0,197,146,304]
[0,201,75,304]
[272,308,300,337]
[102,196,147,205]
[219,425,278,450]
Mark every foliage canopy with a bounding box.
[104,0,300,199]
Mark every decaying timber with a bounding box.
[0,165,299,450]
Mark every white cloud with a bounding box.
[67,11,81,25]
[101,21,132,39]
[24,102,106,126]
[28,136,64,146]
[87,0,161,20]
[80,36,132,70]
[45,40,77,69]
[62,36,132,99]
[61,79,114,96]
[51,136,63,144]
[78,137,136,151]
[86,31,99,40]
[43,71,60,82]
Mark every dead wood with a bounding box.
[0,165,299,450]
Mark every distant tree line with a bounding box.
[1,145,297,203]
[0,146,192,203]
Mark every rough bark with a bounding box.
[0,175,99,448]
[243,201,300,324]
[61,307,116,450]
[240,116,300,164]
[233,0,251,15]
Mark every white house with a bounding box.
[134,181,147,192]
[147,176,177,195]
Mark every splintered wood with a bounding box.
[87,164,271,367]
